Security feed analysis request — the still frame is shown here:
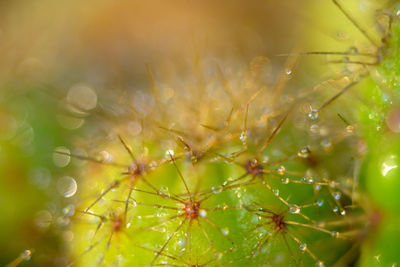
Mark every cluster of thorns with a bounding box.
[58,2,397,266]
[61,102,354,267]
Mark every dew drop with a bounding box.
[314,184,321,191]
[240,131,247,142]
[331,231,339,238]
[297,146,310,158]
[333,206,339,213]
[212,186,222,194]
[333,191,342,200]
[177,239,186,248]
[165,149,174,157]
[199,209,207,218]
[281,178,290,184]
[272,189,279,196]
[308,109,319,120]
[289,205,301,214]
[299,243,307,251]
[67,83,97,111]
[221,227,229,236]
[340,210,346,216]
[62,204,75,217]
[285,69,293,79]
[317,199,324,207]
[316,261,325,267]
[53,147,71,167]
[57,176,77,198]
[347,46,359,54]
[278,166,286,175]
[346,125,354,133]
[116,254,123,262]
[21,250,32,261]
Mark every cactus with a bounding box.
[2,1,400,267]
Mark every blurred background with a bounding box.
[0,0,386,266]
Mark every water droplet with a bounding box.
[281,178,290,184]
[321,139,332,149]
[21,250,32,261]
[340,210,346,216]
[299,243,307,251]
[331,231,339,238]
[212,186,222,194]
[240,131,247,142]
[29,168,51,189]
[131,91,155,117]
[289,205,301,214]
[333,191,342,200]
[35,210,52,229]
[346,125,354,133]
[177,239,186,248]
[298,146,310,158]
[199,209,207,218]
[221,227,229,236]
[347,46,359,54]
[62,204,75,217]
[317,199,324,207]
[314,184,321,191]
[0,113,17,140]
[309,109,319,120]
[165,149,174,157]
[116,254,123,262]
[53,147,71,167]
[99,151,114,163]
[67,83,97,111]
[57,176,77,198]
[278,166,286,175]
[333,206,339,213]
[285,69,293,79]
[272,189,279,196]
[310,124,319,134]
[316,261,325,267]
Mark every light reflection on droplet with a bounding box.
[53,147,71,167]
[21,250,32,261]
[299,243,307,251]
[308,109,319,120]
[0,113,17,140]
[62,204,75,217]
[67,83,98,111]
[199,209,207,218]
[29,168,51,189]
[131,91,154,117]
[128,121,142,136]
[221,227,229,236]
[289,205,301,214]
[35,210,52,229]
[331,231,339,238]
[381,155,398,177]
[57,176,77,198]
[57,114,85,130]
